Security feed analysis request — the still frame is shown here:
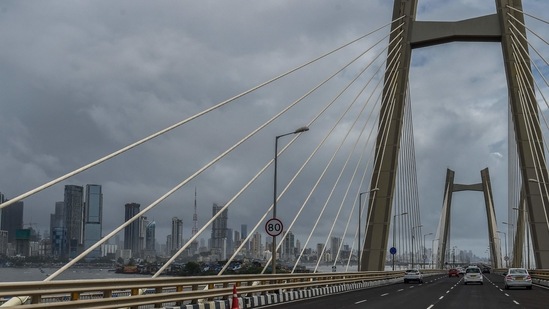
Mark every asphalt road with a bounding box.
[266,273,549,309]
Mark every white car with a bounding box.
[504,268,532,290]
[463,266,483,285]
[403,269,423,283]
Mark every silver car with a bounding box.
[463,266,483,285]
[504,268,532,290]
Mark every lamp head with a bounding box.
[294,126,309,133]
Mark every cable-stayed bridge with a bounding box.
[1,0,549,307]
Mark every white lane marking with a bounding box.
[427,305,434,309]
[397,289,404,292]
[513,300,520,305]
[446,290,450,294]
[504,293,510,297]
[439,296,444,300]
[355,299,367,304]
[380,293,389,297]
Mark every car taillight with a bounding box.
[505,275,513,280]
[527,275,531,280]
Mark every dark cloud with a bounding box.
[1,0,548,261]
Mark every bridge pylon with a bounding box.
[361,0,549,270]
[434,168,502,269]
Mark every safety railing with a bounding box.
[0,270,442,308]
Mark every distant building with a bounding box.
[0,199,23,244]
[250,232,262,259]
[50,201,66,258]
[0,230,7,255]
[211,203,228,259]
[64,185,84,258]
[124,203,141,258]
[171,217,183,254]
[283,231,296,261]
[145,221,156,251]
[84,184,103,260]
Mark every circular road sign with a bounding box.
[390,247,397,255]
[504,256,509,261]
[265,218,284,237]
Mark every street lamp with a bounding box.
[411,225,422,269]
[513,207,530,269]
[272,126,309,274]
[358,188,379,271]
[497,230,508,268]
[502,221,514,267]
[431,238,439,269]
[423,233,433,269]
[392,212,408,270]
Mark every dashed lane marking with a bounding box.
[439,296,444,300]
[397,289,404,292]
[355,299,367,304]
[380,293,389,297]
[513,300,520,305]
[427,305,434,309]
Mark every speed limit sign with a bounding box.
[265,218,284,236]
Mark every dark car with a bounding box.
[448,268,459,277]
[482,267,490,274]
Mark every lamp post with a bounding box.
[272,126,309,274]
[513,207,530,269]
[431,238,439,269]
[392,212,408,270]
[497,230,508,268]
[423,233,433,269]
[411,225,422,269]
[358,188,379,271]
[502,221,513,267]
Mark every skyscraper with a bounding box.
[64,185,84,258]
[50,201,66,258]
[171,217,183,254]
[211,203,228,259]
[0,199,23,244]
[84,184,103,260]
[124,203,140,257]
[145,221,156,251]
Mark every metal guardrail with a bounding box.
[0,270,444,308]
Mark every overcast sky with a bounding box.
[1,0,548,262]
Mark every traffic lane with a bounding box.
[485,273,549,308]
[267,274,462,309]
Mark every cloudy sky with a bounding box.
[1,0,548,262]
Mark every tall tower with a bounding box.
[170,217,183,254]
[50,201,65,258]
[211,203,228,259]
[64,185,83,259]
[0,199,23,244]
[84,184,103,260]
[124,203,140,258]
[189,188,199,256]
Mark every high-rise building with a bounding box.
[0,230,7,255]
[171,217,183,254]
[84,184,103,260]
[64,185,84,258]
[283,231,295,261]
[124,203,140,257]
[0,199,23,244]
[145,221,156,251]
[211,203,228,259]
[250,232,262,259]
[50,201,66,258]
[330,237,341,262]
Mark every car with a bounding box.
[463,266,483,285]
[448,268,459,277]
[482,267,491,274]
[403,269,423,283]
[504,268,532,290]
[458,267,466,275]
